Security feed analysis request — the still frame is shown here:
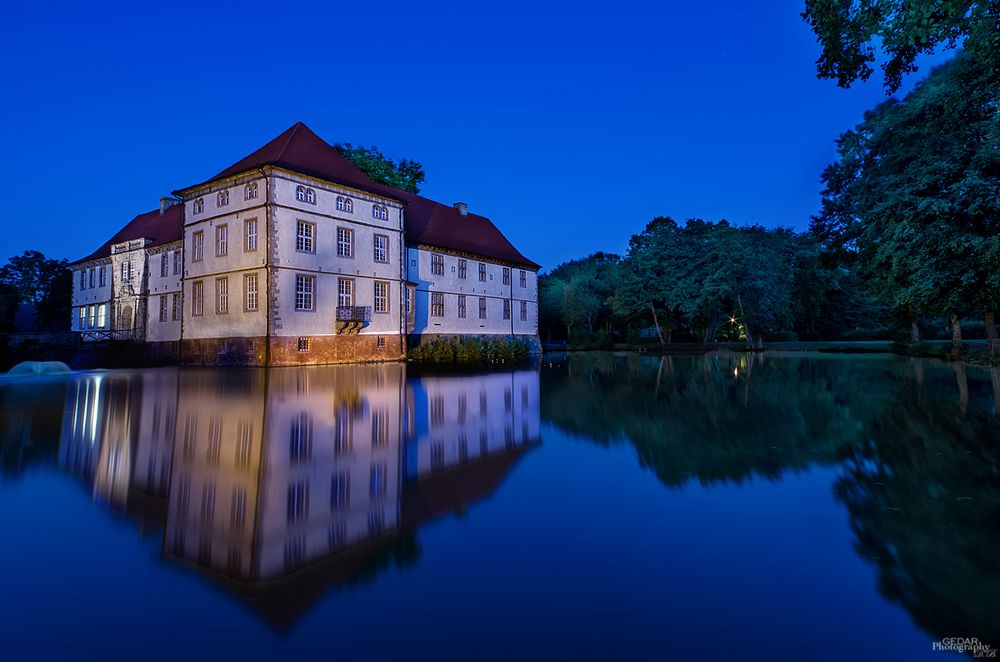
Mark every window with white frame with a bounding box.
[173,252,181,275]
[88,267,95,288]
[245,182,258,200]
[503,299,511,320]
[88,305,96,328]
[172,293,181,321]
[479,297,487,319]
[458,259,467,279]
[99,266,107,287]
[295,186,306,202]
[217,190,229,207]
[306,188,315,204]
[97,304,106,327]
[374,281,389,313]
[338,278,353,307]
[121,260,132,282]
[503,267,510,285]
[245,218,257,251]
[431,292,444,317]
[372,204,387,220]
[159,295,168,322]
[79,270,86,290]
[337,227,353,257]
[192,231,204,261]
[194,198,204,214]
[295,275,314,311]
[344,197,353,213]
[479,263,487,281]
[520,300,528,321]
[216,224,228,257]
[160,253,169,277]
[458,294,467,318]
[216,277,229,314]
[296,221,314,253]
[520,270,527,288]
[373,234,388,263]
[336,196,346,211]
[245,273,258,311]
[192,281,204,316]
[431,253,444,276]
[78,308,86,329]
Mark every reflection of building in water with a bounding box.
[56,364,540,621]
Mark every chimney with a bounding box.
[160,197,180,215]
[453,202,468,216]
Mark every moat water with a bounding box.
[0,352,997,660]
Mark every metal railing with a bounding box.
[336,306,371,323]
[80,329,137,342]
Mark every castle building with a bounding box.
[69,123,539,366]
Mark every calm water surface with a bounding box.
[0,352,997,660]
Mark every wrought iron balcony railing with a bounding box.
[336,306,372,323]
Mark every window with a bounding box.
[331,472,350,510]
[192,281,204,316]
[245,273,258,311]
[121,260,132,282]
[479,263,487,281]
[336,196,345,211]
[290,412,313,462]
[216,277,229,314]
[520,270,527,288]
[245,182,258,200]
[245,218,257,251]
[377,335,386,349]
[88,305,95,328]
[370,463,386,498]
[371,409,388,447]
[236,421,252,469]
[194,198,204,214]
[172,293,181,321]
[337,196,354,213]
[99,266,107,287]
[216,224,228,256]
[287,481,309,524]
[458,259,467,279]
[297,336,311,351]
[217,190,229,207]
[373,234,388,263]
[430,396,444,425]
[97,304,107,327]
[337,278,353,307]
[374,281,389,313]
[173,252,181,275]
[79,270,86,290]
[430,292,444,317]
[159,295,168,322]
[479,297,487,319]
[192,231,204,261]
[372,204,387,220]
[520,300,528,321]
[503,299,511,320]
[296,221,314,253]
[431,253,444,276]
[458,294,467,318]
[78,308,86,329]
[160,253,169,277]
[503,267,511,285]
[336,227,353,257]
[306,188,315,204]
[295,275,315,311]
[334,412,352,455]
[88,268,95,288]
[295,186,305,202]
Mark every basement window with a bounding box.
[377,336,386,349]
[297,337,312,352]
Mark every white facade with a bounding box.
[71,261,112,333]
[407,246,538,337]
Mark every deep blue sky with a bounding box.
[1,1,948,270]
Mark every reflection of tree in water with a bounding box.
[542,353,1000,643]
[0,377,67,479]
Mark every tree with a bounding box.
[539,253,620,341]
[0,250,71,330]
[802,0,1000,93]
[334,143,426,194]
[812,53,1000,355]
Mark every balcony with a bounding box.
[336,306,371,335]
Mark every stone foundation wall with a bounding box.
[144,341,180,365]
[181,337,269,366]
[269,334,405,366]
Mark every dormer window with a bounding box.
[372,204,388,220]
[194,198,204,214]
[217,190,229,207]
[245,182,258,200]
[296,186,316,204]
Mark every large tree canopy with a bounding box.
[802,0,1000,92]
[334,143,426,194]
[0,250,70,330]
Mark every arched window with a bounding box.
[344,197,353,213]
[336,196,345,211]
[194,198,204,214]
[372,204,379,219]
[305,188,316,204]
[381,206,388,219]
[245,182,258,200]
[296,186,306,202]
[217,190,229,207]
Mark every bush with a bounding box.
[408,336,533,365]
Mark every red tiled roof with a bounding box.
[72,204,183,265]
[83,122,539,269]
